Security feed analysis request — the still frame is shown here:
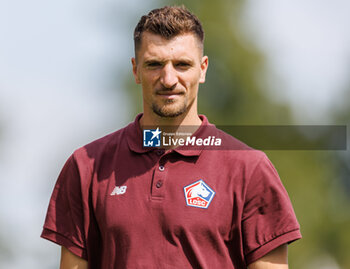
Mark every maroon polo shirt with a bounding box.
[41,114,301,268]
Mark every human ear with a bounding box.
[199,56,208,84]
[131,57,141,84]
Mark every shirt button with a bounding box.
[156,181,163,188]
[159,165,165,171]
[156,149,164,156]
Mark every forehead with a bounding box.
[137,32,202,60]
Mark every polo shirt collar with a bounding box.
[126,113,216,157]
[173,115,214,157]
[126,113,152,154]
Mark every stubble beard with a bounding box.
[152,98,188,118]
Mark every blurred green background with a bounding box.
[0,0,349,268]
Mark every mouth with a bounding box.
[156,90,185,99]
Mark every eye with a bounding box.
[175,62,191,69]
[145,61,162,68]
[149,62,161,66]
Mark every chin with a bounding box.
[152,103,188,118]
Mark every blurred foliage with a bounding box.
[123,0,350,268]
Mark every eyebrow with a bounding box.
[174,58,194,64]
[143,58,195,66]
[144,59,164,65]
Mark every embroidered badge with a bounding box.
[184,179,215,209]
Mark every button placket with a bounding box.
[151,154,168,199]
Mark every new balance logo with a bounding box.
[110,186,127,196]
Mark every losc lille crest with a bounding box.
[184,179,215,209]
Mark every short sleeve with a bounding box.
[41,155,88,260]
[242,153,301,265]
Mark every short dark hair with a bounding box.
[134,5,204,55]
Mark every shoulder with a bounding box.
[197,124,270,186]
[72,122,131,164]
[212,125,267,164]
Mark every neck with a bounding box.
[140,100,202,128]
[140,111,201,127]
[139,107,202,142]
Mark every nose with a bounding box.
[160,63,178,89]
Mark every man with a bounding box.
[41,6,301,269]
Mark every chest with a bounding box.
[92,154,244,242]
